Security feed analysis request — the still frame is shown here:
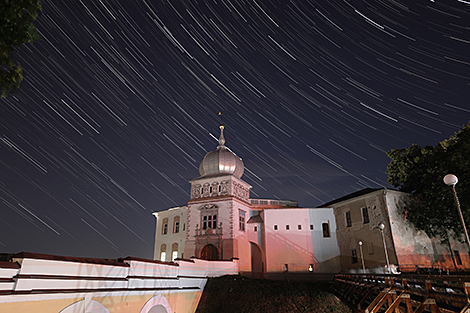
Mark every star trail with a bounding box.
[1,0,469,259]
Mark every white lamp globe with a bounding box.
[444,174,458,186]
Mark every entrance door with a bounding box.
[250,242,264,278]
[200,244,219,260]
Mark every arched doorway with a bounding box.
[250,242,264,279]
[200,244,219,260]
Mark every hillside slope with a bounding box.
[196,275,351,313]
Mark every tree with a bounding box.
[0,0,42,97]
[386,121,470,242]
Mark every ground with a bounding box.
[195,275,352,313]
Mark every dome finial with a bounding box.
[217,112,225,149]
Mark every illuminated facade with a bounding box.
[320,188,470,273]
[0,252,238,313]
[153,124,342,277]
[153,125,470,276]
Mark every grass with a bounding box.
[195,275,352,313]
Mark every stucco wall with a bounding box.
[263,208,340,274]
[0,254,238,313]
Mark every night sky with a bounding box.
[1,0,469,259]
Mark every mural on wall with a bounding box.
[140,295,172,313]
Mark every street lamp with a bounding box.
[378,223,390,273]
[444,174,470,252]
[358,241,365,274]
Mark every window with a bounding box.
[239,210,246,231]
[283,264,288,272]
[367,242,374,255]
[254,226,258,232]
[310,224,314,230]
[351,249,358,264]
[322,222,330,237]
[286,225,290,230]
[345,211,352,227]
[200,204,218,230]
[183,223,186,231]
[203,214,217,229]
[160,244,166,262]
[298,225,302,230]
[172,243,178,261]
[362,207,370,224]
[173,216,180,233]
[162,218,168,235]
[274,225,278,230]
[455,250,463,265]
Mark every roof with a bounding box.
[318,188,383,208]
[198,124,244,178]
[11,252,129,267]
[247,215,263,223]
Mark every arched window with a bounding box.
[173,216,180,233]
[171,243,178,261]
[162,218,168,235]
[160,244,166,262]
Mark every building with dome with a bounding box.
[153,124,341,277]
[154,124,470,277]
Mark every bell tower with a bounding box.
[184,123,252,265]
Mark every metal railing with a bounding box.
[331,272,470,313]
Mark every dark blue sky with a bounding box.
[1,0,469,259]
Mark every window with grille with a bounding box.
[345,211,352,227]
[172,243,178,261]
[173,216,180,233]
[160,244,166,262]
[351,249,358,264]
[362,207,370,224]
[162,218,168,235]
[367,242,374,255]
[239,210,246,231]
[322,222,330,237]
[199,204,218,230]
[202,214,217,229]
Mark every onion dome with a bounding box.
[199,124,244,178]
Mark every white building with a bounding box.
[153,124,341,277]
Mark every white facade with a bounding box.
[153,206,187,262]
[261,208,340,274]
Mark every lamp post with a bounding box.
[378,223,390,273]
[358,241,366,274]
[444,174,470,252]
